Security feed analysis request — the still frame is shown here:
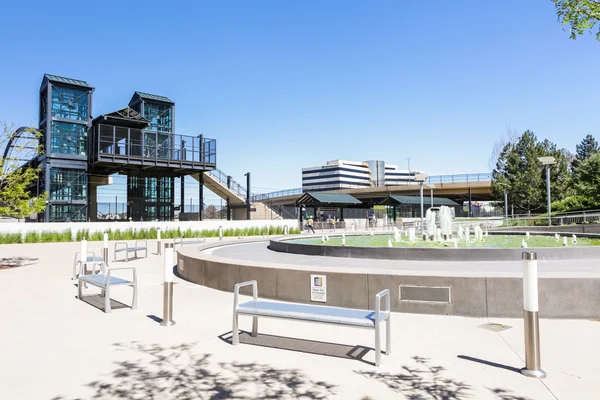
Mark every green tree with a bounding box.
[572,134,599,180]
[492,131,571,215]
[492,131,544,214]
[575,152,600,202]
[0,123,47,218]
[552,0,600,40]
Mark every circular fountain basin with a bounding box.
[269,232,600,261]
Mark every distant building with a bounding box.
[302,160,423,192]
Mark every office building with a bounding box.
[302,160,422,191]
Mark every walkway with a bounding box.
[0,240,598,399]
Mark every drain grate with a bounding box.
[479,322,512,332]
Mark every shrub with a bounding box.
[0,232,22,244]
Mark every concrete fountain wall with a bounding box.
[176,238,600,319]
[268,232,600,261]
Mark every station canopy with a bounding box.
[380,195,459,206]
[296,192,363,207]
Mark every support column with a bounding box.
[198,173,204,221]
[245,172,251,220]
[226,197,231,220]
[180,176,185,213]
[468,186,472,218]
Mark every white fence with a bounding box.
[0,219,299,235]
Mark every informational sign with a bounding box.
[310,274,327,302]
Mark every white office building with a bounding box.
[302,160,423,191]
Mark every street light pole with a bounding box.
[504,188,509,228]
[545,164,551,226]
[415,173,428,232]
[538,157,556,227]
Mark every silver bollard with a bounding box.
[160,243,176,327]
[157,228,162,255]
[521,252,546,379]
[103,231,109,267]
[219,226,223,241]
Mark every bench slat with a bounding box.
[237,300,388,328]
[79,274,133,288]
[115,247,146,252]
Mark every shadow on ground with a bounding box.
[50,342,337,399]
[356,356,472,399]
[219,330,375,366]
[0,256,38,269]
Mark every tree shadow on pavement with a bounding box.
[0,256,38,269]
[355,356,472,399]
[488,387,534,400]
[49,342,336,400]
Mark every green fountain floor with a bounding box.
[290,234,600,249]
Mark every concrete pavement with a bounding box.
[0,240,598,399]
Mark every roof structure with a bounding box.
[133,91,174,104]
[296,192,362,206]
[43,74,92,88]
[380,195,459,206]
[92,107,150,127]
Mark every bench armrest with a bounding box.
[135,240,147,248]
[107,267,137,284]
[234,280,257,311]
[114,242,128,251]
[375,289,390,321]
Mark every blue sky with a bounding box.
[1,1,599,205]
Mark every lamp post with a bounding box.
[538,157,556,227]
[406,157,411,173]
[415,173,428,232]
[498,182,509,228]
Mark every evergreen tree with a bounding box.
[575,152,600,203]
[572,134,599,179]
[492,131,545,214]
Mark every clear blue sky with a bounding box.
[1,0,598,204]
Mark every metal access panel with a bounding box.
[399,285,451,303]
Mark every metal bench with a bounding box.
[173,236,206,250]
[114,240,148,262]
[78,267,138,313]
[232,280,391,366]
[72,251,105,280]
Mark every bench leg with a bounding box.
[251,316,258,337]
[232,314,239,345]
[132,284,138,310]
[375,323,381,367]
[72,260,80,281]
[78,278,83,300]
[105,285,111,313]
[386,315,391,355]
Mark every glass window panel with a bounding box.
[49,168,87,201]
[49,204,86,222]
[50,121,87,155]
[143,103,172,132]
[51,86,89,121]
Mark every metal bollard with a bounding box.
[160,243,176,327]
[521,252,546,378]
[103,231,109,267]
[157,228,162,255]
[219,226,223,241]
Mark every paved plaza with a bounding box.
[1,240,599,399]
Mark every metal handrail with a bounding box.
[250,172,493,201]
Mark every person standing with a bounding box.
[307,217,315,234]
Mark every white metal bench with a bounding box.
[114,240,148,262]
[78,267,138,313]
[72,251,104,280]
[173,236,206,250]
[233,280,391,366]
